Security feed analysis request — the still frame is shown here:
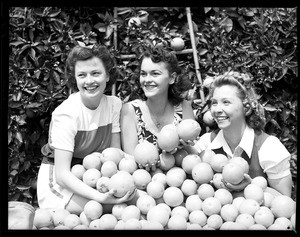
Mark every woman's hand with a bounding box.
[220,173,252,192]
[137,159,161,172]
[102,188,137,204]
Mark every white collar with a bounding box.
[210,126,255,158]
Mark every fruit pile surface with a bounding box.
[31,120,296,230]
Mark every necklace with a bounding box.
[146,101,165,129]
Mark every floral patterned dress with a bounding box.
[130,100,183,146]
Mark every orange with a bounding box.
[206,214,223,230]
[111,203,128,220]
[202,110,215,126]
[96,176,110,193]
[126,189,147,206]
[156,203,172,216]
[235,213,255,228]
[214,188,233,206]
[167,214,187,230]
[238,199,260,216]
[132,168,152,190]
[186,223,202,230]
[180,179,198,196]
[181,154,202,174]
[146,205,170,227]
[33,208,54,229]
[170,37,185,51]
[188,210,207,226]
[159,152,175,171]
[290,213,296,230]
[229,156,249,173]
[133,140,159,166]
[141,220,164,230]
[270,195,296,218]
[136,194,156,215]
[268,223,287,230]
[220,204,238,222]
[210,154,229,173]
[176,119,201,142]
[171,206,189,220]
[243,183,264,205]
[101,147,124,166]
[90,213,117,230]
[108,170,135,198]
[173,148,188,166]
[211,172,224,189]
[191,162,214,185]
[72,224,89,229]
[52,208,70,227]
[262,191,275,208]
[197,183,215,200]
[248,223,267,230]
[121,205,141,222]
[63,213,81,229]
[82,168,102,188]
[274,217,292,229]
[222,162,244,185]
[151,172,167,187]
[232,196,245,210]
[118,156,138,174]
[100,160,118,178]
[114,220,125,230]
[185,194,202,212]
[166,167,186,187]
[146,180,165,199]
[251,176,268,191]
[128,17,141,28]
[71,164,86,180]
[83,200,103,220]
[199,149,215,164]
[79,211,92,227]
[157,124,180,152]
[254,206,274,228]
[124,218,142,230]
[201,197,222,216]
[82,152,102,170]
[163,186,184,207]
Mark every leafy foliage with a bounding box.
[8,7,297,203]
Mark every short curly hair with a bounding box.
[137,47,192,105]
[65,44,119,92]
[209,71,266,131]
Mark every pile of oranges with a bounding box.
[31,119,296,230]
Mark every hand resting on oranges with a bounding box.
[220,173,252,192]
[102,188,136,204]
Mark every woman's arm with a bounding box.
[54,149,135,204]
[181,99,195,120]
[268,174,293,197]
[111,132,121,149]
[120,103,139,156]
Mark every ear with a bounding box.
[169,72,177,85]
[244,102,252,116]
[106,76,110,82]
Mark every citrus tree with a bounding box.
[8,7,297,204]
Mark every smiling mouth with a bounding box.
[215,116,228,122]
[143,84,157,90]
[84,85,99,93]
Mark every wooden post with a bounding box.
[186,7,205,105]
[112,7,118,96]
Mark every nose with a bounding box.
[211,103,222,114]
[85,74,93,83]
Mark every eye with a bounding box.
[77,73,86,78]
[92,72,101,76]
[140,71,147,77]
[151,71,160,76]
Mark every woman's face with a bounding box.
[139,57,174,99]
[210,85,246,131]
[75,56,109,109]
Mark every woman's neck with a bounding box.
[223,124,246,152]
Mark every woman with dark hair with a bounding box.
[194,71,292,196]
[37,44,135,215]
[120,47,196,171]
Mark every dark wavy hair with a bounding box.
[137,47,192,105]
[209,71,266,131]
[65,44,119,92]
